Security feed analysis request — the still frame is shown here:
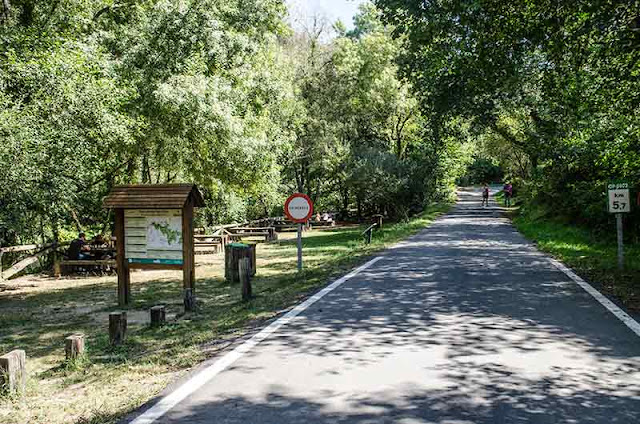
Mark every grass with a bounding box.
[0,203,450,424]
[511,203,640,311]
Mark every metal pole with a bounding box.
[617,213,624,271]
[297,223,303,271]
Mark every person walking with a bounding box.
[481,184,490,207]
[503,182,513,207]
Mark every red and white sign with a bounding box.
[284,193,314,223]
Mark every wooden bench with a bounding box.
[226,227,277,241]
[194,242,221,255]
[227,232,270,242]
[58,259,117,275]
[194,235,226,252]
[273,223,298,232]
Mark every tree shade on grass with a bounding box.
[0,203,449,424]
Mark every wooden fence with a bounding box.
[1,214,328,280]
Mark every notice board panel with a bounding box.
[124,209,183,265]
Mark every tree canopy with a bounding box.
[0,1,467,246]
[375,0,640,234]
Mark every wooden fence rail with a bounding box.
[0,242,69,281]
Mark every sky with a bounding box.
[286,0,368,32]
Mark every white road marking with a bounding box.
[548,257,640,337]
[129,256,383,424]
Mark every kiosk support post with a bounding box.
[183,200,196,311]
[115,208,130,306]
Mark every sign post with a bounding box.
[607,181,631,270]
[284,193,314,271]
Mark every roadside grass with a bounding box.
[511,204,640,311]
[0,202,450,424]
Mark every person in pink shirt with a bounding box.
[503,182,513,207]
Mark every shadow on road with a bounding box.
[154,189,640,423]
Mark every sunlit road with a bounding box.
[127,188,640,423]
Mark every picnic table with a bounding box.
[56,243,116,276]
[194,234,226,254]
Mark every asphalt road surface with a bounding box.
[129,188,640,424]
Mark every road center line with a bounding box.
[548,257,640,337]
[129,256,383,424]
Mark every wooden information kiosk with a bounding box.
[103,184,205,310]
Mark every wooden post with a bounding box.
[109,312,127,345]
[375,214,383,229]
[53,249,62,278]
[0,350,26,395]
[224,244,232,282]
[225,244,250,283]
[150,305,166,327]
[239,258,252,301]
[248,243,257,276]
[114,209,130,306]
[183,201,196,311]
[65,334,85,360]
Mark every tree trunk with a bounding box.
[19,1,33,27]
[341,188,349,217]
[1,0,10,23]
[69,208,82,233]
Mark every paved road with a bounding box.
[131,189,640,423]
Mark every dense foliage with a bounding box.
[0,1,467,246]
[374,0,640,238]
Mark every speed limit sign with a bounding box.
[608,182,631,213]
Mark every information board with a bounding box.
[608,182,631,213]
[124,209,183,265]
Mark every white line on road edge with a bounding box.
[130,256,383,424]
[548,257,640,337]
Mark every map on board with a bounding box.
[148,218,183,250]
[125,209,184,265]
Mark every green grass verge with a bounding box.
[0,202,450,424]
[512,205,640,311]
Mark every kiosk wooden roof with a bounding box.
[103,184,205,209]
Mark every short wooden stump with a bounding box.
[150,305,166,327]
[0,349,26,395]
[109,312,127,345]
[65,334,85,360]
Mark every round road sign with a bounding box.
[284,193,314,223]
